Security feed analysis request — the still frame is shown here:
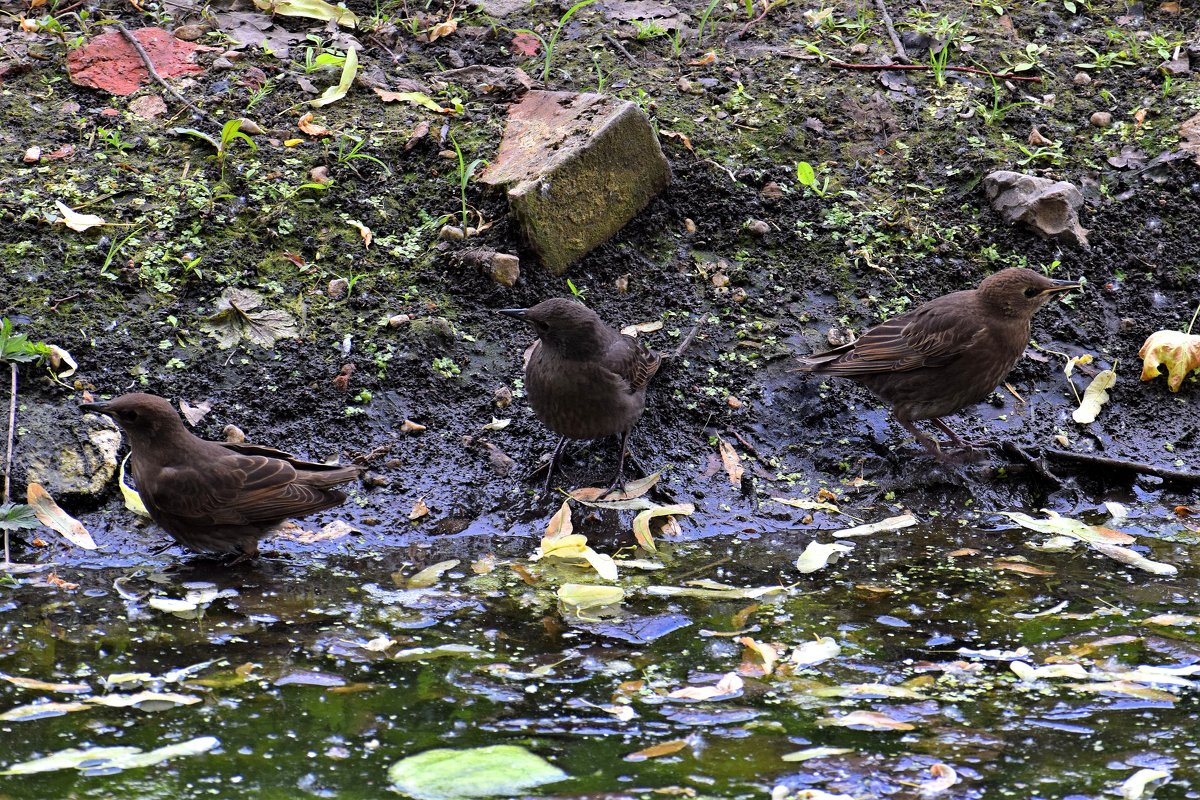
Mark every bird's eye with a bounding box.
[535,320,549,331]
[1023,287,1040,298]
[123,410,139,421]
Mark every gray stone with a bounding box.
[1090,111,1113,128]
[983,170,1090,247]
[474,0,528,17]
[16,404,121,497]
[480,90,671,275]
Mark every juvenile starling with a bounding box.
[80,393,362,558]
[795,267,1081,457]
[499,298,661,493]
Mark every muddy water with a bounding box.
[2,492,1199,800]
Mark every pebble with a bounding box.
[493,386,513,409]
[760,181,784,199]
[1089,111,1113,128]
[387,314,412,328]
[328,278,349,299]
[677,77,693,93]
[1072,71,1092,86]
[487,253,520,287]
[439,225,465,240]
[22,145,41,163]
[849,43,869,56]
[236,118,264,135]
[746,219,770,237]
[615,274,629,294]
[211,57,235,71]
[683,218,697,234]
[727,395,743,409]
[223,424,246,443]
[310,165,330,185]
[172,24,207,41]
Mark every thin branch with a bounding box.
[1040,447,1200,485]
[873,0,907,63]
[828,58,1043,82]
[115,24,219,127]
[3,362,16,566]
[601,32,636,65]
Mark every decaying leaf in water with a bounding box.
[408,498,430,521]
[790,636,841,667]
[1,736,219,775]
[0,674,89,693]
[26,483,97,550]
[918,763,958,796]
[647,580,787,601]
[571,472,659,502]
[88,691,201,710]
[119,453,150,517]
[0,702,92,722]
[534,533,617,581]
[818,710,914,730]
[717,436,743,486]
[1010,661,1089,681]
[1064,681,1178,702]
[668,672,743,700]
[1144,614,1200,626]
[992,561,1055,576]
[736,636,779,676]
[631,503,694,553]
[1119,768,1171,800]
[557,583,624,611]
[625,739,687,761]
[1139,329,1200,391]
[405,559,459,588]
[770,496,839,513]
[1090,543,1177,575]
[811,683,926,699]
[794,541,853,573]
[833,513,917,537]
[200,288,299,349]
[998,510,1135,545]
[1072,365,1116,423]
[53,201,105,232]
[781,746,854,762]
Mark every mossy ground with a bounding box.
[1,0,1198,553]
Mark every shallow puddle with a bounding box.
[2,496,1199,799]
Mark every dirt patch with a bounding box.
[1,0,1198,562]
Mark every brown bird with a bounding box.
[499,298,661,493]
[795,267,1081,458]
[80,393,362,558]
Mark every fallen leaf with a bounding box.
[810,683,926,699]
[1138,329,1200,392]
[781,746,854,762]
[833,513,917,537]
[632,503,695,552]
[2,737,218,775]
[557,582,624,611]
[690,51,716,65]
[1144,613,1200,626]
[87,691,200,710]
[1065,680,1177,701]
[535,533,617,581]
[818,710,914,730]
[625,739,686,761]
[1010,661,1089,681]
[179,399,211,426]
[919,763,958,796]
[1180,111,1200,165]
[659,129,694,152]
[297,112,332,136]
[252,0,357,27]
[770,496,839,513]
[348,219,372,247]
[716,436,743,486]
[310,46,357,107]
[620,320,664,336]
[668,672,742,700]
[200,288,299,349]
[795,541,853,574]
[1090,543,1177,575]
[790,636,840,667]
[571,472,659,502]
[736,636,779,676]
[0,674,89,693]
[0,701,92,722]
[545,501,573,540]
[26,483,97,549]
[1073,365,1116,423]
[373,87,452,113]
[998,510,1136,545]
[1120,768,1170,800]
[647,580,787,600]
[53,201,105,232]
[408,499,429,521]
[427,16,457,41]
[992,561,1055,576]
[406,559,459,588]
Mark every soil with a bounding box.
[1,0,1199,561]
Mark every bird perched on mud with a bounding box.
[795,267,1081,458]
[499,298,661,494]
[80,393,362,558]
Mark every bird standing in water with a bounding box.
[500,298,661,494]
[81,393,362,558]
[795,267,1081,458]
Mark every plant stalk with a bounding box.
[3,362,16,565]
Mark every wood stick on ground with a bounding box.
[874,0,908,63]
[602,32,637,64]
[828,59,1043,82]
[670,322,703,360]
[1040,447,1200,485]
[115,24,219,128]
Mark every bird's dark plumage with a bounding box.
[500,298,661,492]
[796,267,1081,457]
[80,393,362,557]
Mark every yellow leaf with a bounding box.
[625,739,687,761]
[252,0,357,26]
[818,710,914,730]
[1072,365,1116,423]
[427,16,458,41]
[545,501,573,541]
[284,138,304,147]
[557,583,624,610]
[1139,329,1200,392]
[373,87,452,114]
[736,636,779,676]
[54,201,105,232]
[716,436,743,486]
[631,503,695,553]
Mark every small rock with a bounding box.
[493,386,513,409]
[409,316,455,339]
[983,170,1089,247]
[211,57,235,70]
[387,314,412,328]
[712,272,729,288]
[727,395,743,409]
[172,24,208,41]
[1159,56,1190,76]
[1072,71,1092,85]
[438,149,457,159]
[684,218,697,234]
[827,327,854,347]
[677,77,693,93]
[439,225,465,240]
[487,253,520,287]
[328,278,349,299]
[223,424,246,443]
[1119,317,1136,332]
[128,94,167,120]
[222,50,245,61]
[1028,126,1054,146]
[731,287,748,303]
[310,165,330,185]
[760,181,784,199]
[400,419,426,434]
[1089,111,1113,128]
[849,42,869,57]
[23,145,41,163]
[615,274,629,294]
[19,409,121,497]
[746,219,770,237]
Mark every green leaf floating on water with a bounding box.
[387,744,567,800]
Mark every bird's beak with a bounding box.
[80,401,109,414]
[1041,279,1082,296]
[497,308,529,320]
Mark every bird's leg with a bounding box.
[899,420,947,461]
[601,431,632,498]
[931,418,994,452]
[543,435,569,495]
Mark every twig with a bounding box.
[602,32,636,64]
[3,363,16,565]
[998,441,1063,486]
[1039,447,1200,485]
[670,322,703,360]
[828,58,1043,82]
[115,24,219,127]
[736,0,778,39]
[873,0,907,63]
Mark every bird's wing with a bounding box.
[150,455,349,525]
[604,335,662,393]
[809,299,987,375]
